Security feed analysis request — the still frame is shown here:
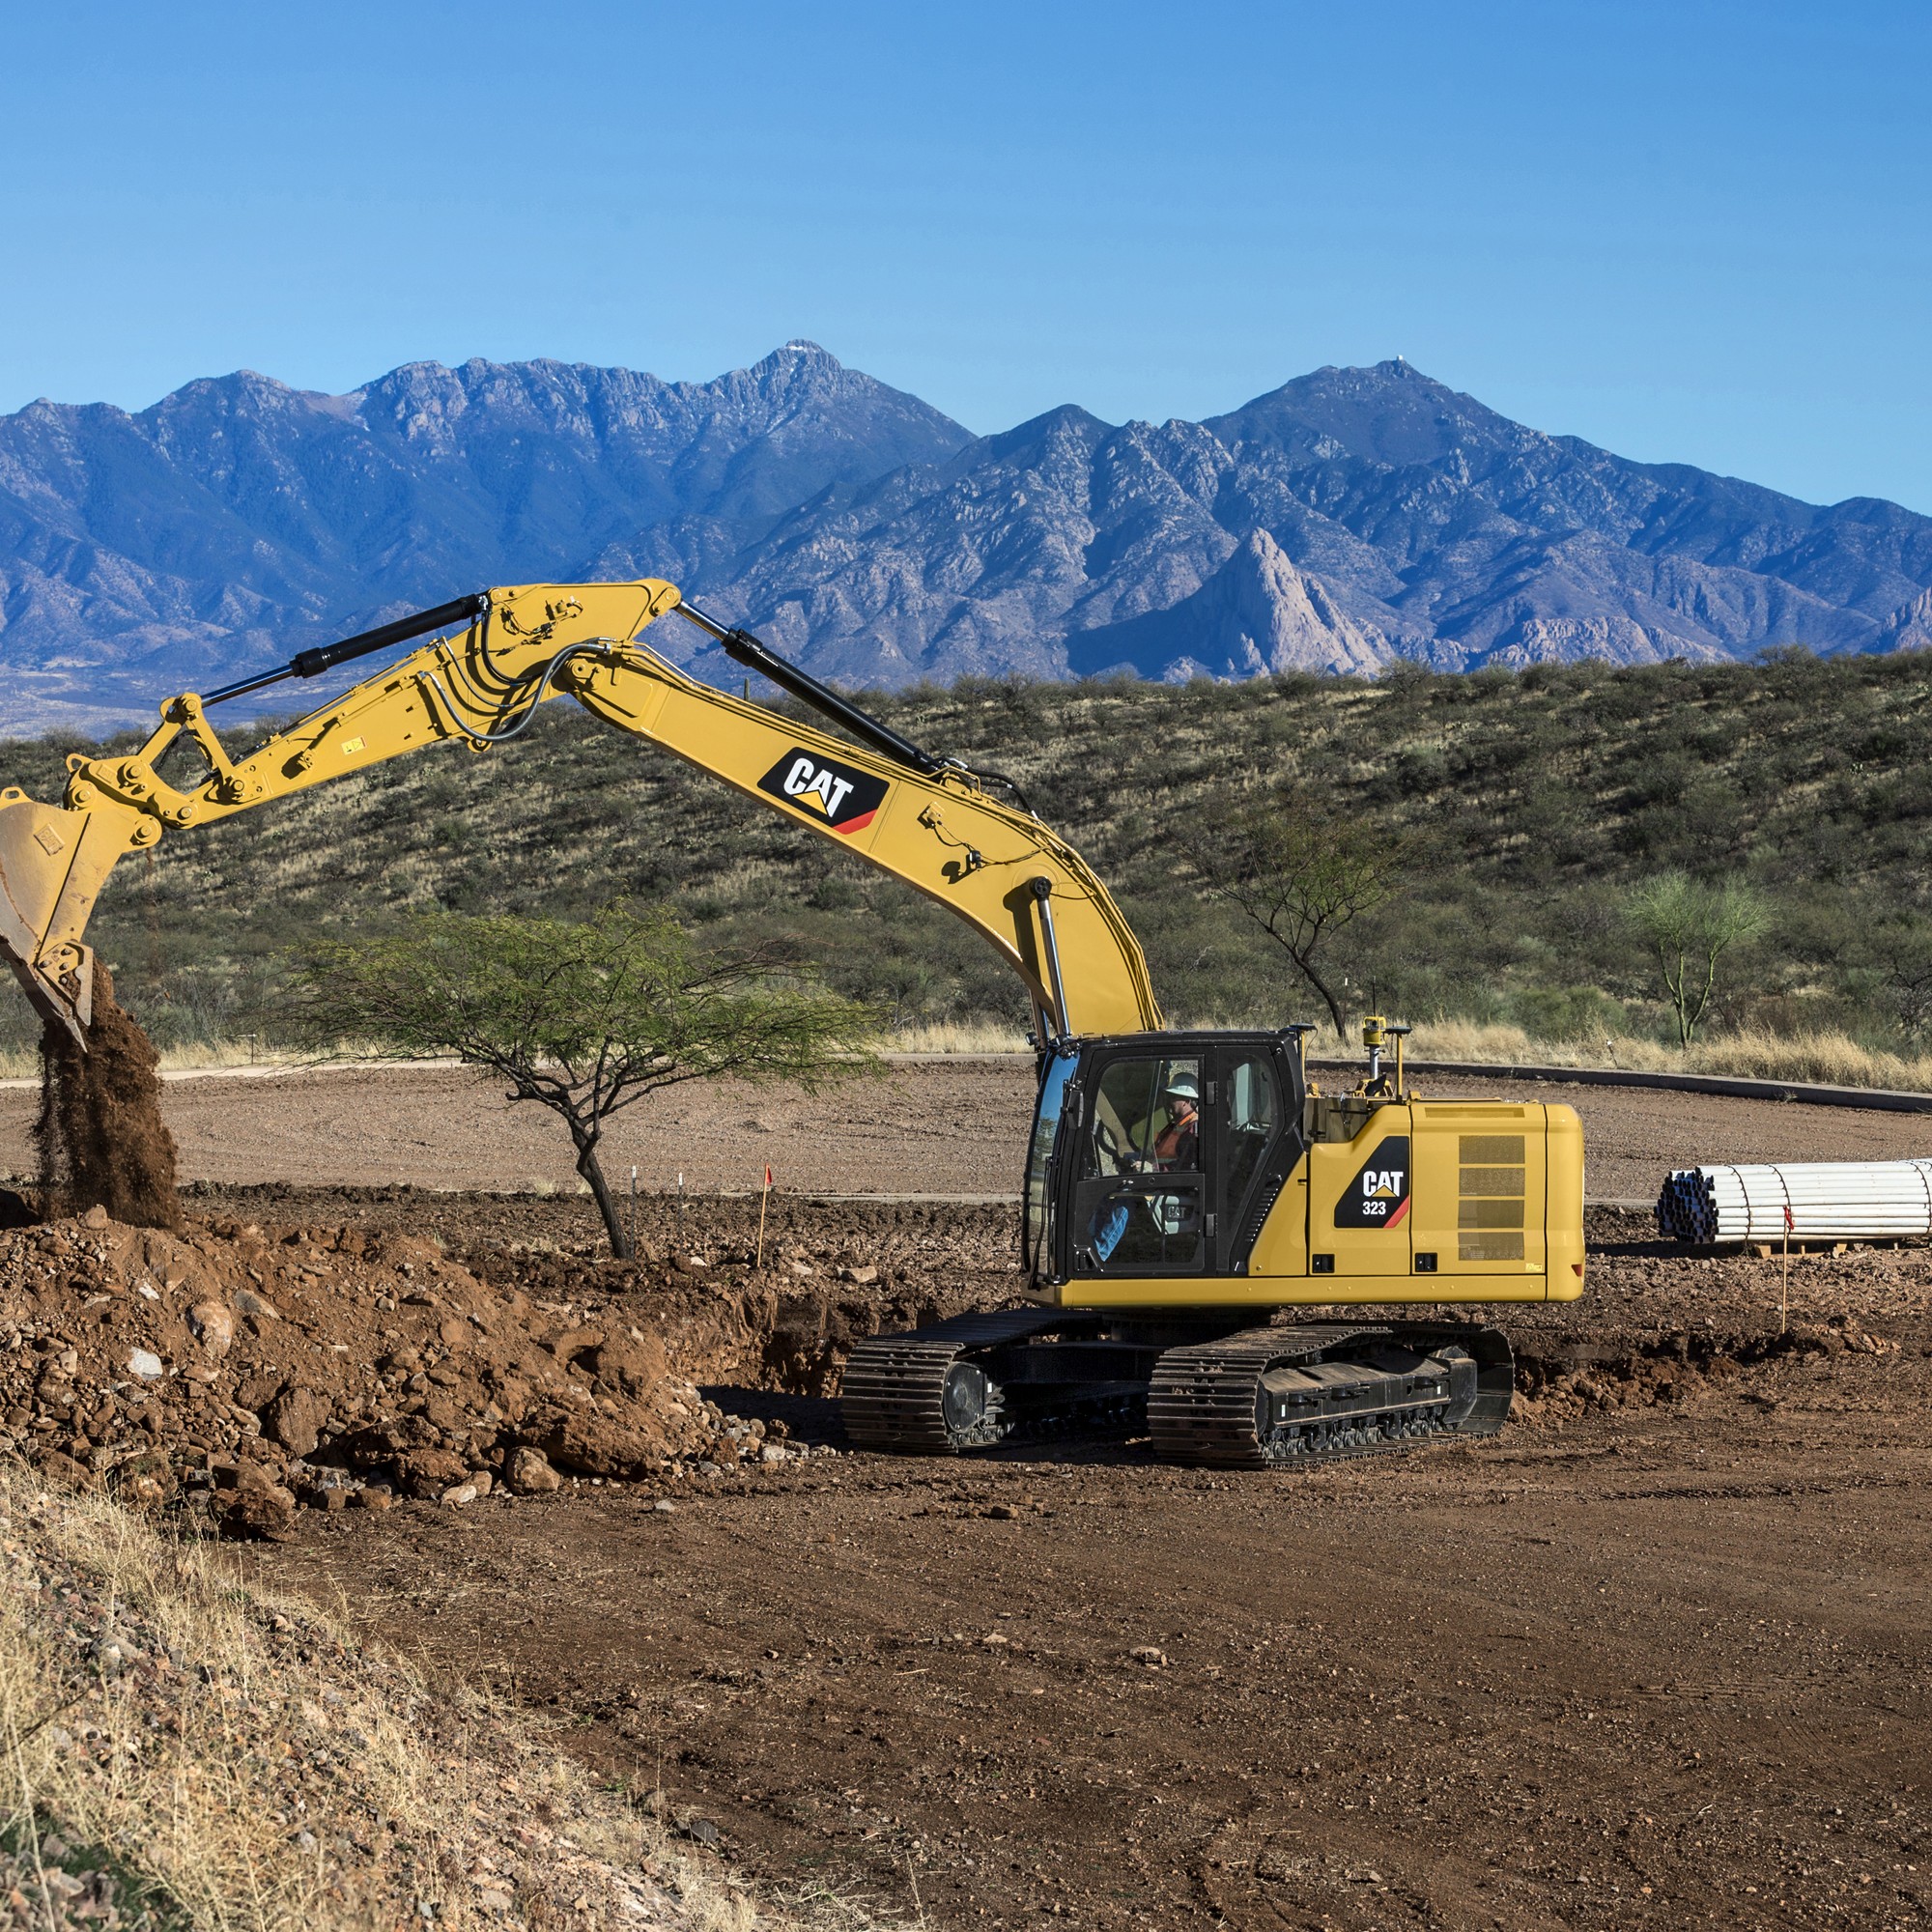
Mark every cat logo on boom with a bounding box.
[1334,1136,1411,1229]
[756,749,890,835]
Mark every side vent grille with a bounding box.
[1459,1133,1525,1262]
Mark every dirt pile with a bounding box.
[0,1208,860,1539]
[33,960,180,1230]
[20,1187,1918,1521]
[1512,1312,1900,1421]
[343,1186,1017,1397]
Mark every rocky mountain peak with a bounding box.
[752,339,841,376]
[1878,586,1932,652]
[0,348,1926,733]
[1209,359,1523,472]
[1226,529,1393,675]
[977,404,1114,466]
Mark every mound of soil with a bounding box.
[459,1191,1018,1396]
[0,1206,872,1539]
[33,959,181,1229]
[1511,1312,1900,1422]
[24,1186,1907,1548]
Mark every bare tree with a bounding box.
[1625,872,1767,1047]
[1869,915,1932,1038]
[1180,785,1407,1041]
[285,904,880,1257]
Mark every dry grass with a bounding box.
[5,1018,1926,1094]
[0,1041,289,1081]
[889,1014,1932,1093]
[884,1022,1030,1055]
[0,1465,912,1930]
[0,1022,1027,1080]
[1381,1019,1932,1092]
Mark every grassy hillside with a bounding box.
[4,650,1932,1059]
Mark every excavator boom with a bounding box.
[0,581,1163,1049]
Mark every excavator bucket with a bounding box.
[0,787,127,1049]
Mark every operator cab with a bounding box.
[1024,1031,1310,1288]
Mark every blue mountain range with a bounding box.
[3,341,1927,732]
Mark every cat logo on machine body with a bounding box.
[1334,1135,1411,1230]
[755,749,890,836]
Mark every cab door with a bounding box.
[1064,1042,1302,1281]
[1067,1051,1207,1276]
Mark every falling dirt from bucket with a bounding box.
[34,958,182,1229]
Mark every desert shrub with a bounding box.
[6,650,1932,1056]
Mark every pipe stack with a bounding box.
[1657,1160,1932,1244]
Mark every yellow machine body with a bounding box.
[1045,1097,1586,1308]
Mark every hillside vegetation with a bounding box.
[4,650,1932,1065]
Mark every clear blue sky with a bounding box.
[4,1,1928,510]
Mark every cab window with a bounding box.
[1079,1056,1205,1271]
[1085,1057,1203,1178]
[1224,1055,1279,1220]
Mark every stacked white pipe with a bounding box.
[1657,1160,1932,1244]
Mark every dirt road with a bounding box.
[5,1057,1930,1202]
[0,1058,1029,1199]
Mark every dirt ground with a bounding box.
[0,1057,1035,1200]
[5,1056,1932,1204]
[199,1190,1926,1929]
[248,1357,1931,1932]
[23,1057,1924,1928]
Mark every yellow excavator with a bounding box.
[0,580,1583,1466]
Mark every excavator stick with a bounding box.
[0,589,497,1053]
[0,787,133,1047]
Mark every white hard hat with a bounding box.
[1164,1069,1200,1100]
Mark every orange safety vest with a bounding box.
[1154,1100,1199,1169]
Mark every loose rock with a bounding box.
[265,1383,327,1458]
[187,1298,236,1356]
[505,1446,562,1494]
[213,1478,297,1543]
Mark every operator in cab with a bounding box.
[1151,1069,1200,1170]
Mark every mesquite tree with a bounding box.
[1625,872,1767,1046]
[286,905,879,1257]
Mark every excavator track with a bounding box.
[841,1308,1082,1453]
[1147,1322,1514,1468]
[843,1312,1513,1464]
